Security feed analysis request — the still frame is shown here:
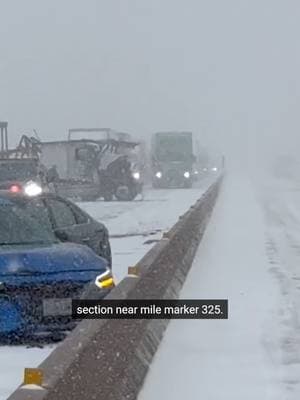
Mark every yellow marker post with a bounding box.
[100,277,115,289]
[128,266,139,276]
[24,368,43,386]
[95,273,115,289]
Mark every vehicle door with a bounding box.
[44,197,105,255]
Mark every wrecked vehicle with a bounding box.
[39,128,144,201]
[97,153,143,201]
[7,190,113,267]
[0,191,114,341]
[0,158,46,195]
[0,124,50,196]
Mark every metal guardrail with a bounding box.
[7,175,223,400]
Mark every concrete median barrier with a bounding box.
[7,175,223,400]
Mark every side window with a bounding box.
[25,199,53,232]
[47,199,77,229]
[69,204,89,225]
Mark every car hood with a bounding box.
[0,242,108,276]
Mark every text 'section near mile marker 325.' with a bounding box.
[72,299,228,319]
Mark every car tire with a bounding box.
[103,191,113,202]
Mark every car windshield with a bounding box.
[0,200,56,246]
[0,161,37,182]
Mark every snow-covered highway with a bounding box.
[0,181,211,400]
[139,173,300,400]
[79,183,213,283]
[4,172,300,400]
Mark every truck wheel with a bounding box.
[103,191,113,201]
[115,186,132,201]
[115,186,138,201]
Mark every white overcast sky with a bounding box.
[0,0,300,168]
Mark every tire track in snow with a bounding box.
[262,189,300,398]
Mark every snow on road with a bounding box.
[139,173,300,400]
[0,345,56,400]
[0,182,210,400]
[260,178,300,397]
[79,183,212,283]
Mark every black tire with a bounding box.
[79,193,100,202]
[115,185,137,201]
[103,191,113,202]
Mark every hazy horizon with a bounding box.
[1,0,300,171]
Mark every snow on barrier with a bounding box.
[7,175,223,400]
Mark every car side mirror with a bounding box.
[54,229,69,242]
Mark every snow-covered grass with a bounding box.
[0,181,211,400]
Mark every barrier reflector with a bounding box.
[23,368,43,386]
[128,266,139,276]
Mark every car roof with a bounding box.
[0,190,91,213]
[0,190,105,229]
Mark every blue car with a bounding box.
[0,192,114,341]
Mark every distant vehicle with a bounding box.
[0,192,114,340]
[200,154,224,177]
[39,128,144,201]
[191,140,211,181]
[0,158,48,195]
[150,131,196,188]
[0,127,50,196]
[97,153,143,201]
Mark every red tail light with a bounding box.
[9,184,22,193]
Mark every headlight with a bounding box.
[184,171,190,179]
[132,172,140,180]
[194,170,199,175]
[155,171,162,179]
[95,268,115,289]
[24,181,43,196]
[211,167,218,172]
